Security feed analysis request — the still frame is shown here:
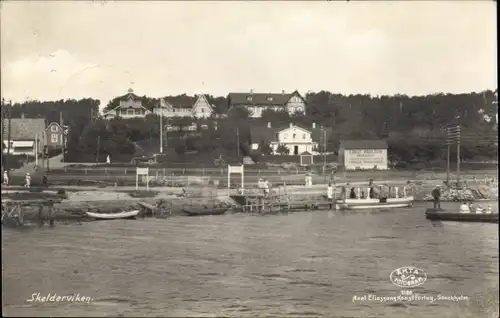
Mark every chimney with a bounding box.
[267,122,272,128]
[289,122,293,128]
[281,90,285,95]
[312,122,316,129]
[250,89,253,94]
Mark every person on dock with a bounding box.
[106,154,111,164]
[327,182,334,201]
[42,174,48,187]
[24,173,31,188]
[459,202,470,213]
[369,179,377,199]
[349,187,357,199]
[431,185,441,210]
[3,170,9,186]
[485,204,492,214]
[263,178,270,196]
[341,183,348,200]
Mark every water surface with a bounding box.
[2,202,498,317]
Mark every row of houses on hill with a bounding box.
[102,88,306,119]
[2,115,67,156]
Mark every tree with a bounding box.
[276,144,289,155]
[258,140,273,155]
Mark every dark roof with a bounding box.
[2,118,46,140]
[339,140,388,149]
[115,89,142,102]
[228,90,303,107]
[162,94,198,109]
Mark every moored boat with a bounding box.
[182,207,227,216]
[85,210,139,220]
[335,185,413,210]
[336,196,414,210]
[425,208,498,223]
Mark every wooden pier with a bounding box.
[2,199,62,226]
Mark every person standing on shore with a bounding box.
[24,173,31,188]
[431,185,441,210]
[3,170,9,185]
[327,182,334,201]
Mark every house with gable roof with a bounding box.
[227,89,306,118]
[154,94,214,119]
[103,89,153,119]
[250,122,331,155]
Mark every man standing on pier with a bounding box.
[432,185,441,210]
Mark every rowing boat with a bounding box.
[182,207,227,216]
[425,208,498,223]
[85,210,139,220]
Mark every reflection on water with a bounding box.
[2,202,498,317]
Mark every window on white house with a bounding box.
[201,108,205,113]
[293,134,296,139]
[120,108,127,114]
[127,109,134,115]
[51,134,58,143]
[51,125,58,132]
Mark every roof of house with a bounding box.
[228,90,303,107]
[159,94,213,110]
[339,140,388,149]
[2,118,46,140]
[115,88,142,102]
[250,123,332,144]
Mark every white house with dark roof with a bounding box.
[228,90,306,118]
[338,140,389,170]
[154,94,214,118]
[103,89,153,119]
[250,122,330,155]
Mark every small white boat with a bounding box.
[85,210,139,220]
[336,197,414,210]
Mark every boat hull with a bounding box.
[425,209,498,223]
[85,210,139,220]
[336,197,414,210]
[182,208,227,216]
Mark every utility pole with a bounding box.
[322,127,327,177]
[6,100,12,169]
[96,135,101,163]
[35,133,39,167]
[446,125,460,184]
[236,127,240,158]
[160,110,163,154]
[60,112,65,163]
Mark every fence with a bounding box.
[44,165,498,189]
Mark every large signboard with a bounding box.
[346,149,386,168]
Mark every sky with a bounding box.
[1,1,497,109]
